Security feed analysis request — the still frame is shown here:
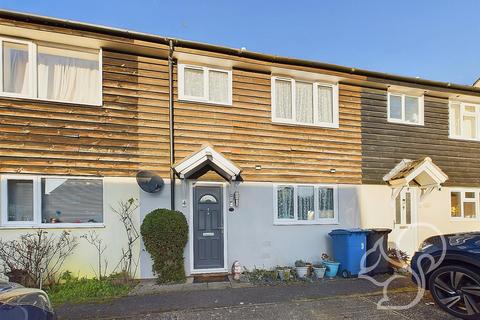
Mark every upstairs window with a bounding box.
[387,92,424,125]
[449,102,480,141]
[274,184,338,225]
[272,77,339,128]
[178,64,232,105]
[0,37,101,105]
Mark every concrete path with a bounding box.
[56,275,452,319]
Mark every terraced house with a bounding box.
[0,10,479,279]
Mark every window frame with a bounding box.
[387,92,424,125]
[271,76,339,128]
[0,36,102,106]
[178,63,233,106]
[450,189,479,221]
[0,174,105,228]
[449,101,480,141]
[273,183,338,225]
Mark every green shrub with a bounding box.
[140,208,188,284]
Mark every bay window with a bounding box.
[449,102,480,141]
[178,64,232,105]
[1,175,104,227]
[0,37,101,105]
[450,190,478,220]
[387,92,424,125]
[274,184,338,225]
[272,77,339,128]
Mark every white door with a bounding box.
[389,189,418,257]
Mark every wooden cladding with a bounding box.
[173,70,361,184]
[0,50,171,177]
[361,86,480,186]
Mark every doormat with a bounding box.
[193,275,230,283]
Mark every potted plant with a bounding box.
[294,260,309,279]
[312,263,326,279]
[321,253,340,278]
[276,266,292,281]
[387,248,409,270]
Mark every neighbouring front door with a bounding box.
[389,189,418,256]
[193,185,224,270]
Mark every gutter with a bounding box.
[168,40,175,211]
[1,9,480,95]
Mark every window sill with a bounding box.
[0,223,106,230]
[387,118,424,126]
[449,135,480,143]
[271,118,339,129]
[0,92,102,107]
[178,97,232,107]
[274,221,339,226]
[449,217,478,222]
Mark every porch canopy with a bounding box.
[383,157,448,200]
[173,145,242,181]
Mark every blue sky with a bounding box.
[1,0,479,85]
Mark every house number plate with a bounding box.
[202,232,214,237]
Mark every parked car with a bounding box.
[411,232,480,319]
[0,282,55,320]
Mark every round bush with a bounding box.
[140,208,188,283]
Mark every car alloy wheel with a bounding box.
[429,265,480,319]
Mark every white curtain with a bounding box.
[3,42,29,94]
[209,70,228,103]
[37,46,99,104]
[405,96,419,123]
[184,67,204,98]
[317,85,333,123]
[450,104,461,136]
[296,82,313,123]
[277,186,294,219]
[275,79,292,119]
[319,188,334,219]
[297,186,314,220]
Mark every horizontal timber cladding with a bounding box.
[0,50,171,177]
[173,67,362,184]
[359,85,480,187]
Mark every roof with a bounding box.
[383,157,448,188]
[173,146,241,181]
[1,9,480,95]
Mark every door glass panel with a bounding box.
[199,194,217,204]
[395,195,401,224]
[405,192,412,224]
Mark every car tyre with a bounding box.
[428,265,480,320]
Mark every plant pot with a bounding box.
[277,269,291,281]
[295,266,309,279]
[324,261,340,278]
[313,267,326,279]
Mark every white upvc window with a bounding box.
[271,76,339,128]
[1,175,104,228]
[387,92,424,125]
[178,64,232,105]
[450,190,478,220]
[449,101,480,141]
[0,36,102,106]
[273,184,338,225]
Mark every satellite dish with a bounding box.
[136,171,164,193]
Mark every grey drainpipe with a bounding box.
[168,40,176,210]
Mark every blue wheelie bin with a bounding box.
[328,229,369,278]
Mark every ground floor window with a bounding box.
[450,190,478,220]
[1,175,104,227]
[274,184,338,225]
